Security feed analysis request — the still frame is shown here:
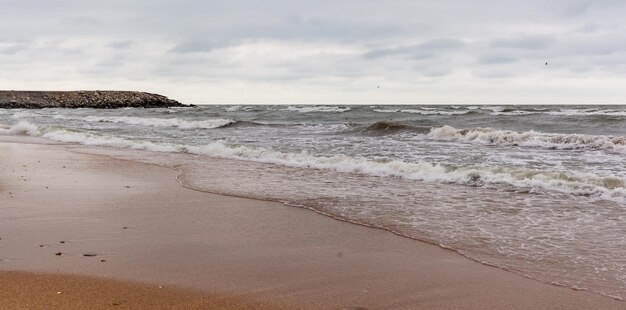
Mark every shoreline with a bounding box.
[1,136,624,309]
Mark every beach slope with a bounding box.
[0,137,623,309]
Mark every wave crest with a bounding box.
[0,121,39,135]
[428,125,626,153]
[83,116,236,129]
[354,121,432,135]
[4,121,616,203]
[284,106,351,113]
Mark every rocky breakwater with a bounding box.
[0,91,188,109]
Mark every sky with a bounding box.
[1,0,626,104]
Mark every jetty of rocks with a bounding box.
[0,91,188,109]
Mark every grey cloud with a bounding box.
[551,1,591,17]
[419,39,465,50]
[109,40,134,49]
[61,15,102,26]
[479,54,517,64]
[169,40,232,54]
[0,42,29,55]
[490,35,554,50]
[363,38,465,59]
[170,40,215,54]
[472,69,518,79]
[2,0,626,102]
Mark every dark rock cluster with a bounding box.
[0,91,189,109]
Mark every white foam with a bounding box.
[427,125,626,153]
[546,109,626,116]
[284,106,351,113]
[373,109,399,113]
[82,116,235,129]
[400,109,471,115]
[481,106,506,112]
[21,122,624,203]
[10,111,34,119]
[0,121,39,135]
[224,106,242,112]
[490,110,537,116]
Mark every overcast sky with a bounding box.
[1,0,625,104]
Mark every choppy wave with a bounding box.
[352,121,432,136]
[5,121,625,203]
[546,109,626,117]
[373,108,399,113]
[427,125,626,153]
[401,109,472,115]
[284,106,351,113]
[371,105,626,117]
[0,121,39,135]
[373,108,471,115]
[82,116,236,129]
[489,110,538,116]
[10,111,34,119]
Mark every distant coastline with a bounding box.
[0,91,189,109]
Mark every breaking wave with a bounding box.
[427,125,626,153]
[5,121,625,203]
[0,121,39,135]
[373,108,472,115]
[82,116,236,129]
[284,106,351,113]
[546,109,626,117]
[350,121,433,136]
[399,109,472,115]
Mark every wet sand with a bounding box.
[0,136,624,309]
[0,271,274,309]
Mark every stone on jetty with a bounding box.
[0,91,188,109]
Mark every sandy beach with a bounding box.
[1,136,624,309]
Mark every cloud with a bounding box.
[170,40,216,54]
[363,38,465,59]
[1,0,626,103]
[479,54,517,64]
[0,42,29,55]
[490,35,554,50]
[108,40,133,49]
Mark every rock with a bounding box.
[0,91,190,109]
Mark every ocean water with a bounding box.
[1,105,625,299]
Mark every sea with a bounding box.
[1,105,625,300]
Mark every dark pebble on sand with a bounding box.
[83,253,98,257]
[60,241,65,244]
[55,252,62,256]
[100,259,106,262]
